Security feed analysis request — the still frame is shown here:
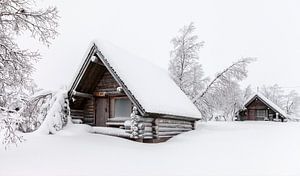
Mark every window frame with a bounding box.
[256,109,267,120]
[110,96,132,118]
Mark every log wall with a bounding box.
[70,109,84,122]
[150,117,194,141]
[83,98,95,125]
[106,117,154,139]
[95,71,119,92]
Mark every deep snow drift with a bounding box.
[1,122,300,176]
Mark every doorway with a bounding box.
[95,98,109,126]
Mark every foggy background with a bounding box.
[18,0,300,93]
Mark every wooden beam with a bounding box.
[90,55,105,66]
[72,90,93,99]
[93,91,125,97]
[68,45,97,98]
[93,92,106,97]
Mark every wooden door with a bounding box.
[248,110,256,120]
[95,98,109,126]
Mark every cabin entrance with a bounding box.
[95,98,109,126]
[248,110,256,120]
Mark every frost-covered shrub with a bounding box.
[18,90,70,134]
[0,90,70,148]
[36,90,70,134]
[0,108,24,149]
[19,90,53,132]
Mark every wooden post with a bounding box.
[72,90,93,99]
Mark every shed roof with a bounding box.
[244,92,287,118]
[69,40,201,120]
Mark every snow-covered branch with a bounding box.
[36,90,70,135]
[0,0,58,108]
[192,57,256,103]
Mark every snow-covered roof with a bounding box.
[70,40,201,120]
[244,92,287,118]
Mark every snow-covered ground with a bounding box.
[1,122,300,176]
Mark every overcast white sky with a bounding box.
[20,0,300,93]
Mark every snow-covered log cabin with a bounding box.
[237,93,287,122]
[68,40,201,142]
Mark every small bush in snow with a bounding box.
[36,90,70,134]
[19,91,53,132]
[0,108,24,149]
[17,90,70,134]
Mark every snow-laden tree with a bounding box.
[0,107,24,149]
[0,0,58,147]
[0,90,69,148]
[184,62,209,98]
[199,80,245,121]
[169,22,205,95]
[193,58,255,120]
[284,90,300,115]
[192,58,255,102]
[243,85,253,101]
[0,0,58,108]
[36,90,70,135]
[168,24,255,120]
[260,84,285,108]
[260,84,300,116]
[19,90,53,132]
[210,81,244,121]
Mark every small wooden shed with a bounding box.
[237,93,287,121]
[68,40,201,142]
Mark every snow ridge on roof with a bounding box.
[244,92,287,117]
[93,39,201,119]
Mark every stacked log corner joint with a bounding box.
[124,106,145,139]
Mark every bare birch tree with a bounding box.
[260,84,300,116]
[0,0,59,108]
[169,22,205,95]
[260,84,285,108]
[192,58,255,103]
[284,90,300,115]
[193,58,256,120]
[0,0,59,148]
[243,85,253,101]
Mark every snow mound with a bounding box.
[92,126,131,138]
[1,122,300,176]
[57,123,93,136]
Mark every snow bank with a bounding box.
[56,123,93,136]
[1,122,300,176]
[92,126,131,138]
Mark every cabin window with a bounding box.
[256,110,267,120]
[113,97,132,118]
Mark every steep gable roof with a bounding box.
[69,40,201,120]
[244,92,287,118]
